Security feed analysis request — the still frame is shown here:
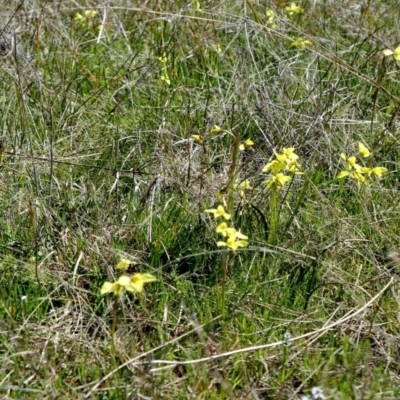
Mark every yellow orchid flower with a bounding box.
[130,273,157,293]
[100,275,135,296]
[264,173,291,189]
[383,46,400,61]
[338,152,371,183]
[160,74,170,85]
[239,138,254,151]
[157,53,167,64]
[192,135,204,144]
[226,229,248,241]
[116,258,132,270]
[204,205,231,220]
[266,9,277,28]
[274,148,302,172]
[285,2,304,15]
[216,222,237,238]
[84,10,97,18]
[236,180,252,190]
[101,272,156,296]
[358,142,371,158]
[291,37,311,50]
[217,236,249,250]
[262,159,286,174]
[210,125,222,134]
[368,166,388,177]
[74,13,85,22]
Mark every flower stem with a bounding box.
[220,251,228,318]
[110,295,118,357]
[227,128,239,212]
[220,128,240,319]
[269,186,278,245]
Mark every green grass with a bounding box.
[1,0,400,398]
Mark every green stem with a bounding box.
[220,252,227,319]
[227,129,240,212]
[110,295,118,357]
[279,344,289,382]
[269,186,278,245]
[220,129,240,319]
[28,199,42,293]
[202,140,211,178]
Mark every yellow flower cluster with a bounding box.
[192,134,204,144]
[285,2,304,16]
[239,138,254,151]
[205,205,231,220]
[262,147,302,189]
[337,143,388,184]
[291,37,311,50]
[101,259,156,296]
[160,74,171,85]
[266,9,277,29]
[205,205,249,250]
[191,125,222,144]
[74,10,97,24]
[158,52,170,85]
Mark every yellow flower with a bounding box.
[338,153,371,183]
[157,53,167,64]
[84,10,97,18]
[274,148,302,172]
[291,37,311,50]
[239,138,254,151]
[341,153,355,168]
[216,222,237,238]
[285,2,304,15]
[204,205,231,220]
[130,273,157,293]
[74,13,85,22]
[337,169,368,183]
[226,229,248,241]
[217,225,249,249]
[264,173,291,188]
[262,159,286,174]
[75,10,97,25]
[116,258,132,270]
[358,142,371,158]
[237,180,252,190]
[217,236,249,250]
[100,275,135,296]
[101,273,156,296]
[192,135,204,144]
[160,74,170,85]
[210,125,222,134]
[266,9,277,28]
[266,9,274,20]
[194,0,201,9]
[383,46,400,61]
[368,166,388,177]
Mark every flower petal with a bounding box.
[358,142,371,158]
[116,258,131,270]
[337,171,349,179]
[100,281,114,295]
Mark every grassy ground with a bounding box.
[1,0,400,398]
